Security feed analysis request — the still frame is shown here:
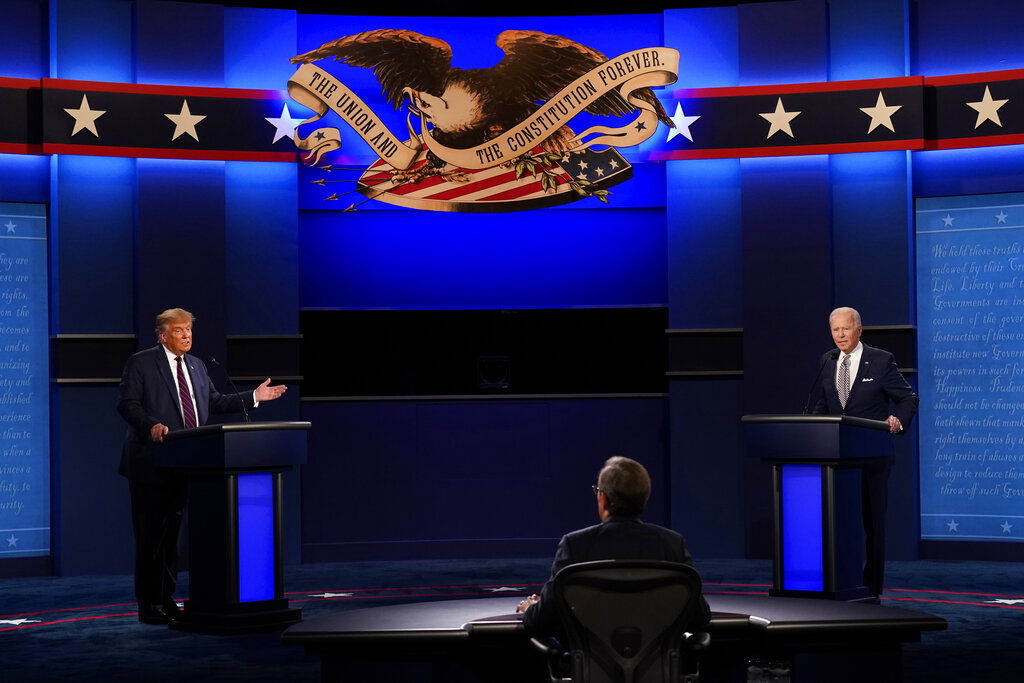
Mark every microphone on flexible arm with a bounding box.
[206,356,251,423]
[802,350,840,414]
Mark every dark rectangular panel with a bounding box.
[299,308,668,397]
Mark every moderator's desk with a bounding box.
[282,594,946,682]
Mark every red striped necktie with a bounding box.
[175,355,198,429]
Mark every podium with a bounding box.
[157,420,310,631]
[742,415,892,601]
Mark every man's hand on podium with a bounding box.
[150,423,170,443]
[886,415,902,433]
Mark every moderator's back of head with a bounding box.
[553,560,703,683]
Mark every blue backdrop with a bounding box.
[5,0,1024,574]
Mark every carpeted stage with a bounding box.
[2,557,1022,681]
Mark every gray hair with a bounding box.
[597,456,651,517]
[829,306,862,327]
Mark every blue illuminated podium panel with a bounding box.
[743,415,892,601]
[158,421,309,631]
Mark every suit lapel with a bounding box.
[154,345,179,407]
[825,356,841,405]
[845,345,872,406]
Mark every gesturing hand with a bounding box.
[254,378,287,403]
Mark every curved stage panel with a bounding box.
[283,594,946,682]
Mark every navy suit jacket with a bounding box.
[117,344,254,483]
[811,343,919,428]
[522,515,711,637]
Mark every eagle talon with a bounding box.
[390,155,467,185]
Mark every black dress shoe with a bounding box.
[138,606,176,625]
[162,600,182,618]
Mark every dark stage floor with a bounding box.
[1,557,1022,681]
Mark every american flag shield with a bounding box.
[355,144,632,212]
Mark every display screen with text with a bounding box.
[917,192,1024,543]
[0,203,49,559]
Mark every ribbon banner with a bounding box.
[288,63,420,168]
[288,47,680,171]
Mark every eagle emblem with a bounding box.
[287,29,679,212]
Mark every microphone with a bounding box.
[802,350,839,414]
[206,356,250,423]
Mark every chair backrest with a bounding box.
[551,560,704,683]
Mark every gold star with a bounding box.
[759,98,801,139]
[64,94,106,137]
[966,85,1008,129]
[165,100,207,141]
[860,92,902,133]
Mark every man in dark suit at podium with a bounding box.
[811,306,918,596]
[117,308,287,625]
[516,456,710,637]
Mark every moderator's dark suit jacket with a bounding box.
[522,515,711,637]
[811,343,919,428]
[117,344,254,484]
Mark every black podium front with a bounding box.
[157,420,309,631]
[742,415,892,601]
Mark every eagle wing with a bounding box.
[494,30,672,126]
[291,29,454,111]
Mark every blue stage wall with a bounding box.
[298,207,668,310]
[13,0,304,576]
[300,398,670,562]
[5,1,1024,574]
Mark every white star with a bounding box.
[1001,520,1013,534]
[966,85,1008,129]
[265,104,301,143]
[482,586,527,593]
[578,160,589,171]
[988,598,1024,605]
[942,214,955,227]
[946,519,959,532]
[64,94,106,137]
[309,592,353,598]
[759,98,801,139]
[996,211,1008,224]
[165,100,206,142]
[5,534,17,548]
[4,221,15,234]
[667,103,701,142]
[594,166,606,177]
[0,618,39,626]
[576,172,588,181]
[608,159,620,170]
[860,91,902,134]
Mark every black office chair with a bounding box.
[532,560,710,683]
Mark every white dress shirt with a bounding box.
[162,344,197,423]
[835,341,864,394]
